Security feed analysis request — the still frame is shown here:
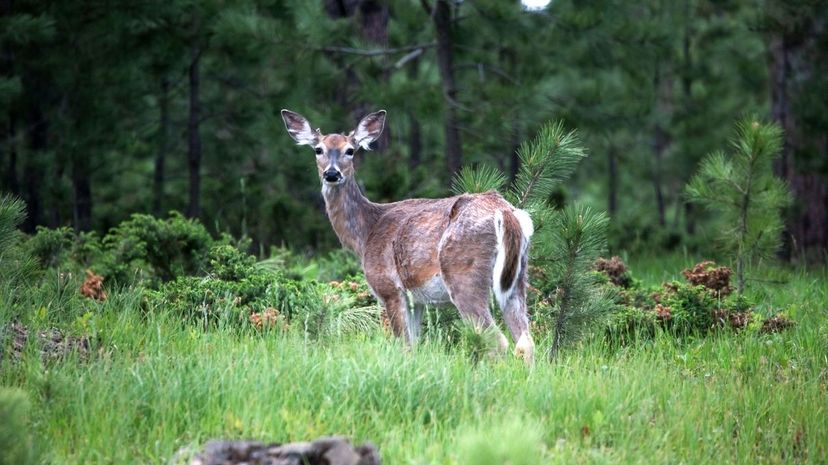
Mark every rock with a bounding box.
[189,436,380,465]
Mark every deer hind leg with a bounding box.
[500,276,534,364]
[406,302,425,341]
[439,242,509,355]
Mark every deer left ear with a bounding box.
[281,109,320,146]
[352,110,386,150]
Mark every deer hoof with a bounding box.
[515,333,535,365]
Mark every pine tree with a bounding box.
[453,121,613,361]
[686,117,792,293]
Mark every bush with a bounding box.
[25,226,75,268]
[144,245,379,337]
[0,388,39,465]
[104,212,215,283]
[604,260,793,344]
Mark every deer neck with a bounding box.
[322,178,381,257]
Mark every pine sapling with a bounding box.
[686,118,792,293]
[453,121,613,361]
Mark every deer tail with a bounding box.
[493,208,533,309]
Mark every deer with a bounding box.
[281,109,535,363]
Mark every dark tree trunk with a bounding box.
[681,0,695,235]
[22,102,45,232]
[408,112,421,169]
[71,153,92,231]
[324,0,359,17]
[154,77,170,216]
[651,63,671,227]
[432,0,462,176]
[509,122,521,184]
[2,117,17,196]
[187,48,202,219]
[768,30,828,261]
[357,0,391,150]
[608,145,618,217]
[1,0,18,195]
[769,36,793,181]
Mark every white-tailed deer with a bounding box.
[281,109,535,363]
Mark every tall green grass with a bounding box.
[1,261,826,464]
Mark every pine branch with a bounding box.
[508,121,587,209]
[0,195,26,256]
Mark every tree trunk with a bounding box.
[408,112,421,169]
[187,48,202,219]
[432,0,462,176]
[357,0,391,150]
[2,117,17,196]
[22,102,45,232]
[154,77,170,216]
[651,63,671,227]
[71,152,92,231]
[1,0,18,195]
[608,145,618,217]
[768,31,828,261]
[681,0,695,235]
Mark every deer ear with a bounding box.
[281,109,319,146]
[352,110,386,150]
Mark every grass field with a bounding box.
[1,255,826,464]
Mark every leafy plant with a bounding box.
[0,388,40,465]
[686,118,792,293]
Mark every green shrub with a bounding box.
[103,212,215,284]
[145,245,379,336]
[0,388,39,465]
[25,226,75,268]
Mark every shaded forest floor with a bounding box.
[1,254,826,464]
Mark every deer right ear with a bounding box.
[281,109,320,146]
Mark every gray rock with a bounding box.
[189,436,380,465]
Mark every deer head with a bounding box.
[281,109,386,186]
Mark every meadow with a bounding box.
[2,252,825,465]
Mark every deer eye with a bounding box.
[344,148,354,156]
[314,147,324,155]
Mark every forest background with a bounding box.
[1,0,826,261]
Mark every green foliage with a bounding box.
[507,121,588,209]
[0,196,36,287]
[25,226,75,268]
[0,195,26,256]
[451,164,507,195]
[456,417,544,465]
[538,205,616,360]
[104,212,214,283]
[145,244,378,337]
[686,118,792,292]
[0,388,39,465]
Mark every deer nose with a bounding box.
[323,169,342,183]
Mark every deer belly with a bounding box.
[409,274,451,305]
